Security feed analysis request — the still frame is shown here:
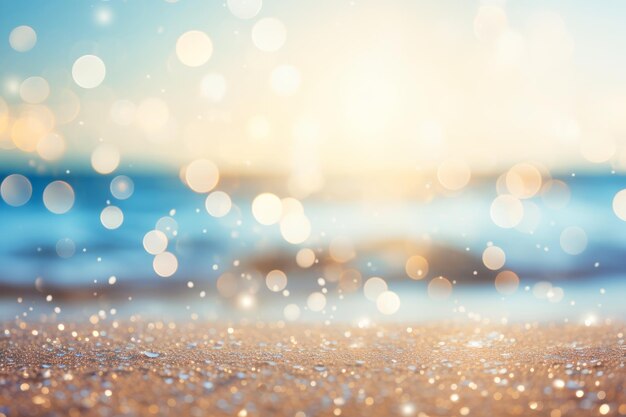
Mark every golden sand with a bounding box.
[1,321,624,416]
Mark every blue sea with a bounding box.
[1,170,625,323]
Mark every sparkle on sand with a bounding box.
[1,322,624,416]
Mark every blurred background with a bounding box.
[1,0,625,324]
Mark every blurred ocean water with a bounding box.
[0,171,625,322]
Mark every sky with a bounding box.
[2,0,626,181]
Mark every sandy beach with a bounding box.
[1,321,624,417]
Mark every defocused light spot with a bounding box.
[205,190,232,217]
[329,236,356,263]
[490,194,524,228]
[156,216,178,238]
[270,65,301,97]
[296,248,316,268]
[252,193,282,225]
[482,246,505,270]
[94,5,113,25]
[281,197,304,216]
[376,290,400,315]
[201,73,227,102]
[580,135,615,163]
[110,175,134,200]
[72,55,106,89]
[560,226,587,255]
[546,286,564,303]
[153,252,178,277]
[43,181,74,214]
[1,174,32,206]
[339,268,362,293]
[428,276,452,300]
[283,303,300,321]
[19,76,49,104]
[401,403,416,416]
[143,230,168,255]
[532,281,552,299]
[252,18,286,52]
[363,277,388,301]
[237,293,256,310]
[56,238,75,258]
[100,205,124,230]
[612,189,626,221]
[11,114,49,152]
[91,144,120,175]
[405,255,429,280]
[266,269,287,292]
[506,163,542,199]
[280,212,311,244]
[307,292,326,312]
[227,0,262,19]
[185,159,219,193]
[9,26,37,52]
[216,273,238,298]
[110,100,136,126]
[37,132,65,161]
[494,270,519,295]
[437,158,471,191]
[542,179,570,210]
[176,30,213,67]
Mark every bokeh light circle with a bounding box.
[43,181,74,214]
[110,175,134,200]
[494,270,519,295]
[1,174,32,207]
[91,144,120,175]
[437,158,471,191]
[176,31,213,67]
[153,252,178,277]
[252,18,286,52]
[427,276,452,300]
[266,270,287,292]
[205,191,232,217]
[296,248,316,268]
[37,133,66,161]
[490,194,524,228]
[506,163,542,199]
[9,26,37,52]
[143,230,168,255]
[307,292,326,312]
[482,245,506,270]
[542,180,570,210]
[363,277,388,302]
[612,189,626,221]
[100,205,124,230]
[227,0,262,19]
[405,255,429,280]
[185,159,219,193]
[252,193,282,225]
[56,238,75,258]
[376,290,400,315]
[72,55,106,89]
[559,226,587,255]
[279,212,311,244]
[20,76,50,104]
